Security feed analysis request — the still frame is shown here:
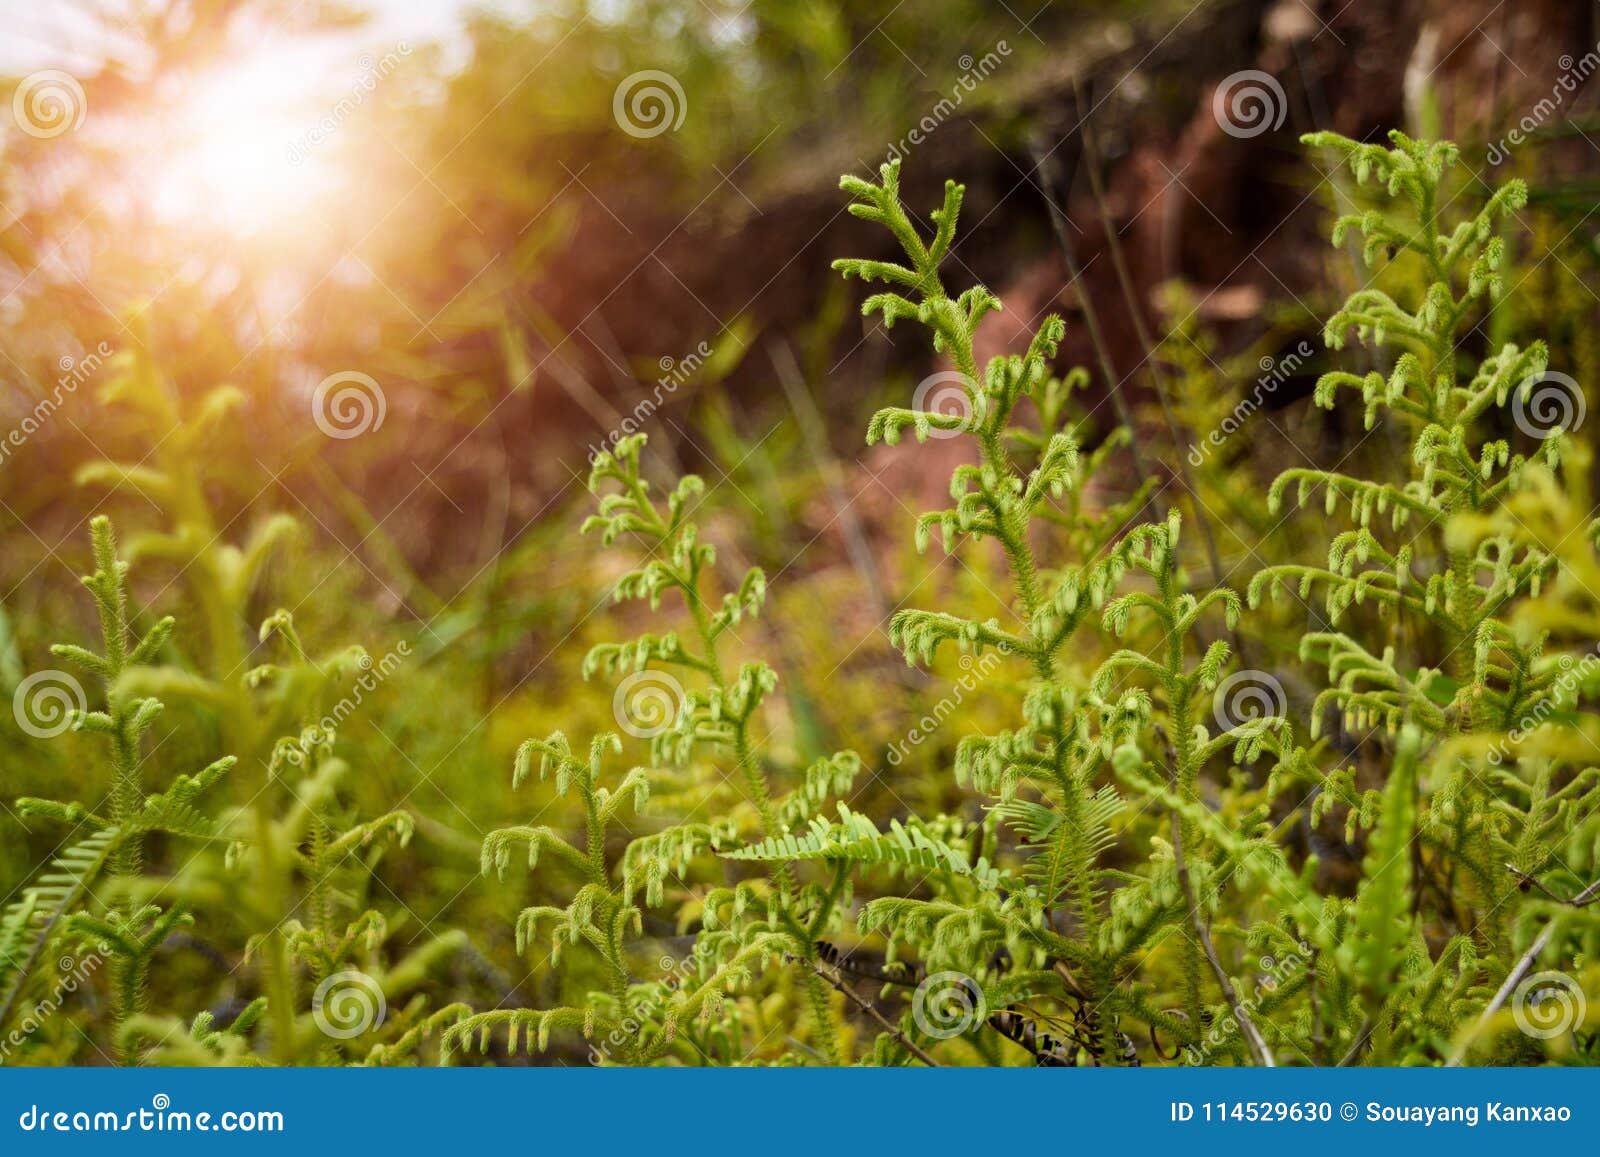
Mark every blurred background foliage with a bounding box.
[4,0,1600,1062]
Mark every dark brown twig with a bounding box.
[1446,874,1600,1065]
[799,957,941,1066]
[1337,1018,1373,1066]
[1504,864,1600,907]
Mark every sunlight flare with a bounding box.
[144,51,350,237]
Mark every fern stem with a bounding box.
[679,512,844,1062]
[807,862,849,941]
[245,747,299,1066]
[1158,555,1208,1032]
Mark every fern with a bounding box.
[0,829,118,1044]
[10,121,1600,1070]
[724,804,1012,891]
[833,160,1283,1064]
[9,517,238,1062]
[1239,131,1600,1062]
